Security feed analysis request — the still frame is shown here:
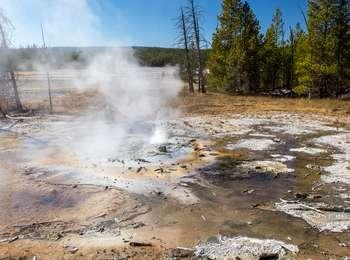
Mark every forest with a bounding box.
[207,0,350,98]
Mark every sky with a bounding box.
[0,0,307,48]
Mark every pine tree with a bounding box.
[207,0,244,92]
[260,8,286,92]
[294,28,313,96]
[260,25,279,91]
[241,1,261,93]
[207,0,260,93]
[307,0,338,97]
[288,23,304,92]
[334,0,350,96]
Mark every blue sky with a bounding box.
[0,0,307,47]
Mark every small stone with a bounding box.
[65,246,79,254]
[170,247,194,258]
[295,192,308,199]
[8,236,18,243]
[158,146,167,153]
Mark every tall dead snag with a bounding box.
[41,24,53,113]
[0,11,23,112]
[289,26,294,92]
[188,0,205,93]
[178,7,194,93]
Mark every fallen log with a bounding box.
[129,241,152,247]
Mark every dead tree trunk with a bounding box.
[190,0,205,93]
[41,24,53,114]
[289,27,294,93]
[180,8,194,93]
[0,104,6,118]
[0,21,23,112]
[9,71,22,110]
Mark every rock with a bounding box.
[136,167,147,173]
[158,146,167,153]
[251,203,261,208]
[52,233,63,241]
[155,167,164,173]
[259,253,279,259]
[8,236,18,243]
[154,190,164,196]
[132,222,146,229]
[169,247,194,258]
[65,245,79,254]
[309,194,322,200]
[295,192,308,199]
[94,213,107,219]
[136,158,150,163]
[243,189,255,195]
[306,164,322,171]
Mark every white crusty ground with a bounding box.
[275,200,350,232]
[238,160,294,174]
[226,138,275,151]
[290,147,327,155]
[315,133,350,185]
[195,235,299,259]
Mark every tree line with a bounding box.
[207,0,350,98]
[3,46,193,70]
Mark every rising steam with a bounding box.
[70,49,183,162]
[1,0,184,162]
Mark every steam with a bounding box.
[1,0,184,162]
[70,49,183,162]
[77,49,181,121]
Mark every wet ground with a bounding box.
[0,110,350,259]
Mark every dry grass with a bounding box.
[180,92,350,119]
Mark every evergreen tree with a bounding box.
[207,0,260,93]
[260,25,279,91]
[241,1,261,93]
[288,23,304,92]
[334,0,350,96]
[294,28,313,96]
[207,0,349,98]
[207,0,244,91]
[307,0,338,97]
[260,8,286,92]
